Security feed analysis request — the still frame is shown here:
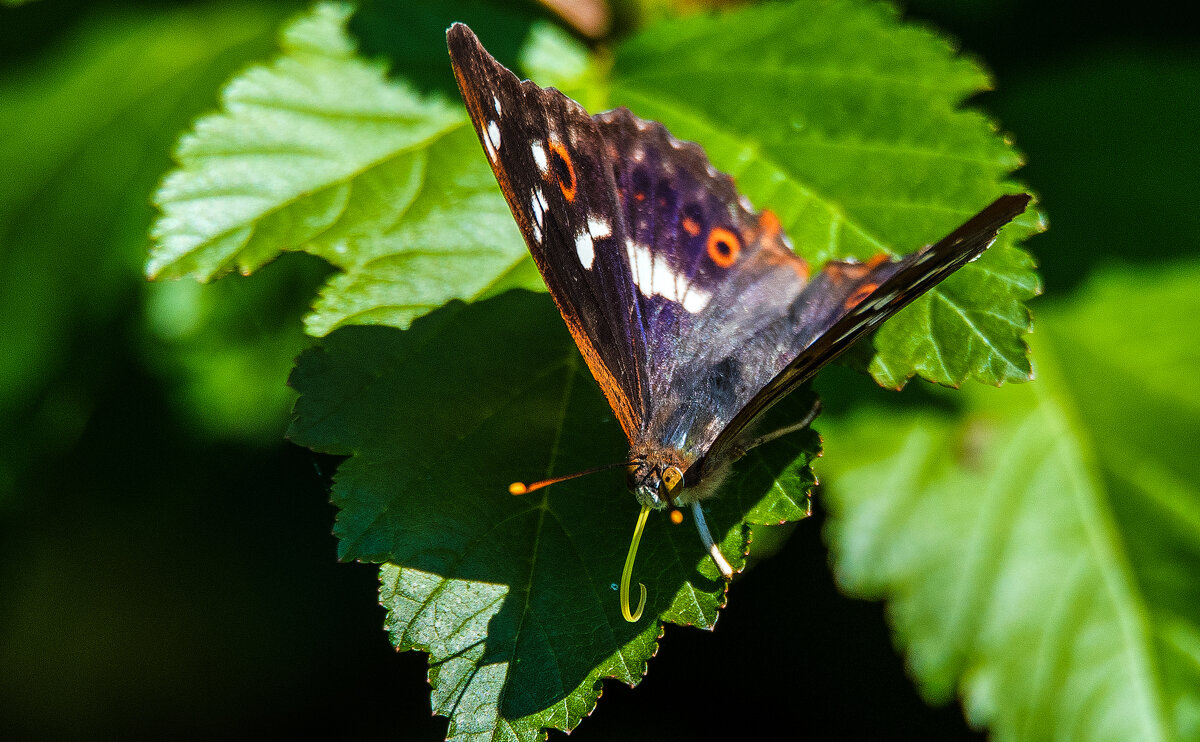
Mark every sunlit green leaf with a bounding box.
[148,3,540,336]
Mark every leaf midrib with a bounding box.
[1028,339,1171,740]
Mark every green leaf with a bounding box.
[817,259,1200,740]
[349,0,547,96]
[610,0,1042,388]
[148,3,538,335]
[287,291,818,739]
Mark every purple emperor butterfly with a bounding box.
[448,23,1030,621]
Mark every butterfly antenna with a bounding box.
[509,461,631,495]
[620,504,652,622]
[691,501,734,579]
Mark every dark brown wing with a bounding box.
[448,23,648,440]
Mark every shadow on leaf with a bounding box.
[289,290,816,726]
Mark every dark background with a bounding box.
[1,0,1196,738]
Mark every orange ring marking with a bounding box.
[548,139,577,201]
[706,227,741,267]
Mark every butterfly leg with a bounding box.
[732,398,823,461]
[691,501,734,579]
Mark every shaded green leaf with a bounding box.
[987,51,1200,292]
[817,259,1200,740]
[610,0,1043,388]
[349,0,548,96]
[287,291,818,739]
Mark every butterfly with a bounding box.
[447,23,1030,621]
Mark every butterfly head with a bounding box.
[626,457,686,511]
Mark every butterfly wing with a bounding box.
[587,102,1029,479]
[589,108,822,459]
[693,193,1032,481]
[448,23,649,439]
[449,23,1030,487]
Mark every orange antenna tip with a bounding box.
[669,509,684,525]
[506,460,635,497]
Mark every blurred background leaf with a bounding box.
[818,260,1200,740]
[1,0,1198,740]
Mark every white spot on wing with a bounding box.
[531,141,548,174]
[683,289,710,314]
[575,230,595,269]
[487,120,501,152]
[625,240,711,313]
[587,215,611,240]
[531,187,545,228]
[493,96,502,115]
[651,253,674,297]
[627,240,652,290]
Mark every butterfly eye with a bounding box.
[662,466,684,494]
[706,227,741,267]
[625,463,641,491]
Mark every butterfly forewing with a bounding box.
[448,24,648,438]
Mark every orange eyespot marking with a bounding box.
[670,509,684,525]
[706,227,741,267]
[681,216,701,237]
[634,191,645,202]
[845,282,878,309]
[758,209,781,237]
[865,252,890,269]
[509,482,528,496]
[548,139,577,201]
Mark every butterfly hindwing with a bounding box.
[588,109,821,457]
[697,193,1032,478]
